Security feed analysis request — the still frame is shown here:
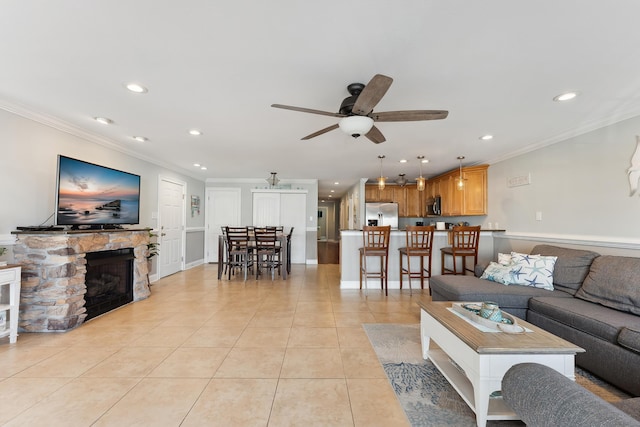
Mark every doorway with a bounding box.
[205,187,241,263]
[317,207,328,241]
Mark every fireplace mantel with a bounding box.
[13,229,151,332]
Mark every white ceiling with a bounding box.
[2,1,640,200]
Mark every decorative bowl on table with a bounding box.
[452,303,526,334]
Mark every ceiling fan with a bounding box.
[271,74,448,144]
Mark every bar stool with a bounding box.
[398,225,435,294]
[440,225,481,275]
[359,225,391,295]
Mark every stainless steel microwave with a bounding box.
[426,196,441,216]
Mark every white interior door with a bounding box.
[158,177,185,278]
[206,187,241,263]
[252,192,280,226]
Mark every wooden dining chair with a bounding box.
[254,227,281,280]
[440,225,481,275]
[224,226,253,281]
[359,225,391,295]
[398,225,435,294]
[286,227,294,274]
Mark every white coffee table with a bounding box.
[418,301,584,427]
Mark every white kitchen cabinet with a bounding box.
[0,265,21,343]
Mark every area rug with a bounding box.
[363,323,628,427]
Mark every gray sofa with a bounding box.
[430,244,640,396]
[502,363,640,426]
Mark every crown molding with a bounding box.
[0,99,205,182]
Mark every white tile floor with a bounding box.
[0,264,431,426]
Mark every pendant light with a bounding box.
[456,156,465,190]
[266,172,279,188]
[377,155,386,190]
[416,156,426,191]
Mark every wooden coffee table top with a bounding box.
[418,300,585,355]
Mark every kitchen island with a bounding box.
[339,229,504,290]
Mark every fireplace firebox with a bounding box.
[84,248,134,320]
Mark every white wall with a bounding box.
[0,108,205,261]
[487,114,640,255]
[205,179,319,261]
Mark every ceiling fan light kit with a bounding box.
[338,116,374,138]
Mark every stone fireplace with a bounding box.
[13,229,151,332]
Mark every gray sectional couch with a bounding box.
[502,363,640,426]
[429,244,640,396]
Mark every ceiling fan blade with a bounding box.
[301,123,339,140]
[271,104,344,118]
[365,125,386,144]
[371,110,449,122]
[351,74,393,116]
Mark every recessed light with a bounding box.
[132,136,148,142]
[125,83,148,94]
[189,129,202,136]
[421,158,429,163]
[334,182,339,185]
[479,134,493,141]
[330,190,335,193]
[94,117,113,125]
[399,159,407,163]
[553,91,578,102]
[328,194,333,198]
[200,166,207,170]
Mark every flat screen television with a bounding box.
[55,155,141,227]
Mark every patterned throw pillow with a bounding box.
[480,261,516,285]
[509,252,557,291]
[497,252,513,266]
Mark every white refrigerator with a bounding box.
[365,202,399,229]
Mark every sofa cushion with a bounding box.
[575,255,640,315]
[429,275,571,311]
[528,296,640,344]
[531,245,600,295]
[612,398,640,421]
[618,327,640,354]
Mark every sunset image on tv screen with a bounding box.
[56,156,140,225]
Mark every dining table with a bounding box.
[217,230,289,280]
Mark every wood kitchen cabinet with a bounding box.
[365,185,395,202]
[364,185,379,202]
[461,165,488,215]
[432,164,488,216]
[405,185,425,217]
[365,184,424,217]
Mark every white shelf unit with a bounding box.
[0,265,21,343]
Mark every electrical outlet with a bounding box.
[535,211,543,221]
